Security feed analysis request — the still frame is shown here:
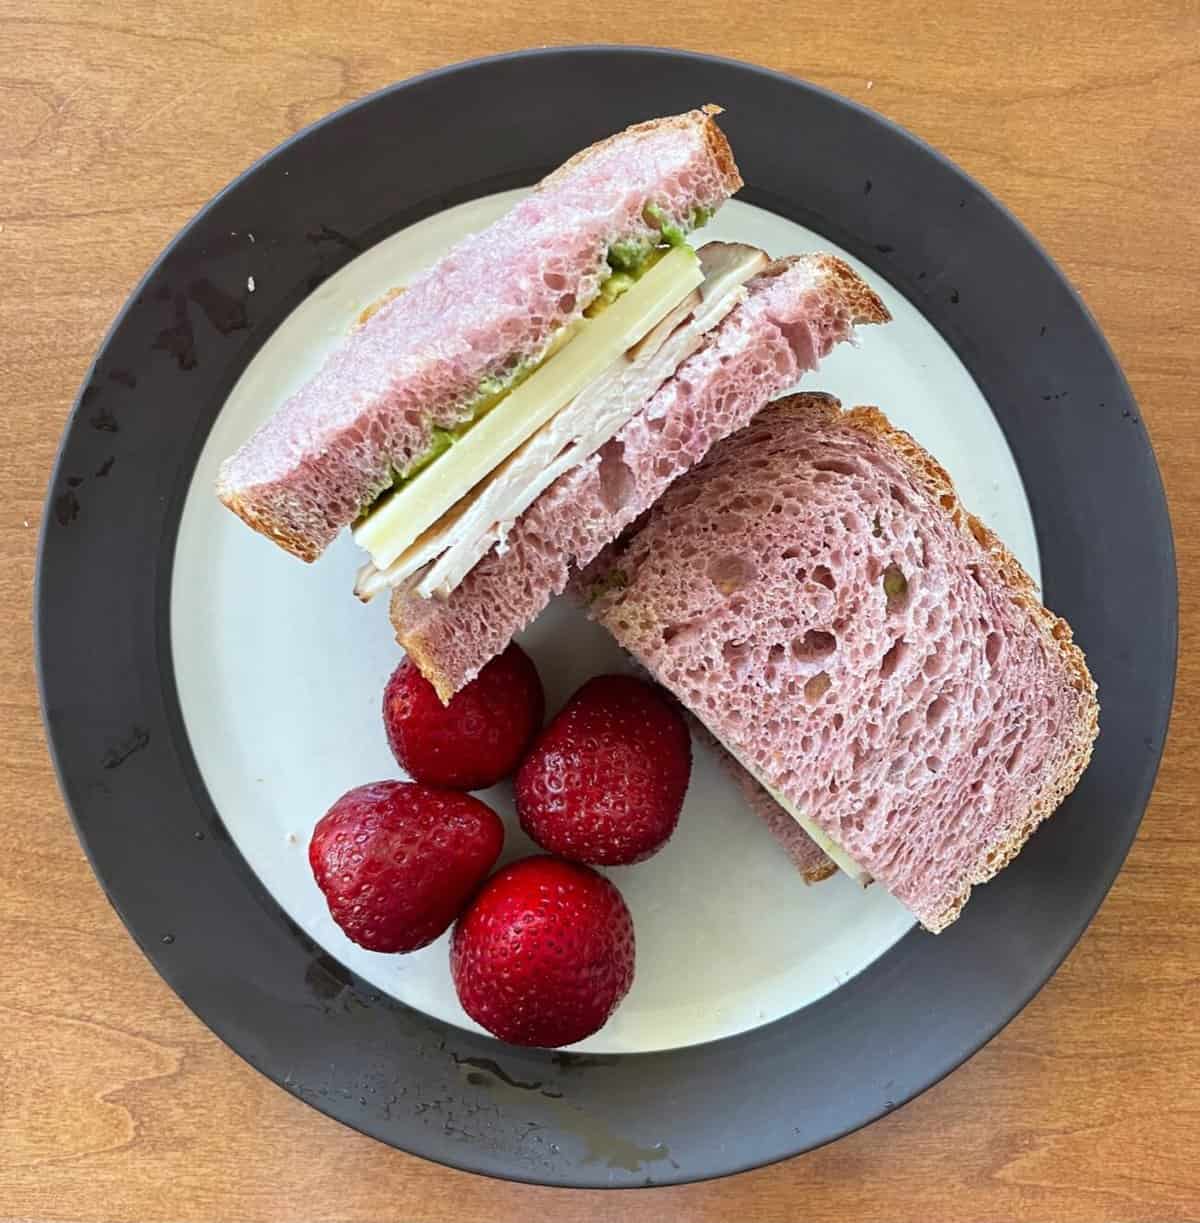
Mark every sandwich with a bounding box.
[215,108,891,701]
[581,393,1099,930]
[218,108,743,561]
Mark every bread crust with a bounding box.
[218,488,322,562]
[395,624,457,705]
[539,106,743,199]
[765,393,1099,931]
[814,254,892,326]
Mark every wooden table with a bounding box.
[4,3,1198,1220]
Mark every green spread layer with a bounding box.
[363,203,714,519]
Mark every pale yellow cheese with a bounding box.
[353,245,704,570]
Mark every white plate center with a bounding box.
[171,193,1039,1054]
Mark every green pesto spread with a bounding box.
[398,427,454,482]
[606,235,656,274]
[643,202,686,247]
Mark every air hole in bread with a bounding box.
[926,755,943,773]
[923,646,949,678]
[542,272,566,291]
[839,811,866,834]
[804,671,831,702]
[1005,743,1025,773]
[880,638,908,680]
[721,640,752,673]
[662,624,681,645]
[811,457,863,479]
[793,630,836,663]
[883,564,909,611]
[985,631,1003,668]
[812,564,836,590]
[597,444,635,514]
[707,552,757,594]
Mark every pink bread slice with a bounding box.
[217,108,741,561]
[391,255,890,699]
[585,393,1099,932]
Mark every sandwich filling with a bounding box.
[354,242,770,600]
[354,204,713,522]
[704,725,871,884]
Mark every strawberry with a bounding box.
[451,856,635,1047]
[383,642,544,790]
[515,675,692,866]
[309,781,503,953]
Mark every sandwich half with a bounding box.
[217,108,742,561]
[216,107,891,703]
[582,393,1099,931]
[388,255,890,699]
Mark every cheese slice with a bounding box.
[353,245,704,571]
[709,726,870,885]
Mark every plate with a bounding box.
[37,47,1176,1185]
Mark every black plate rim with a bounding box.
[36,45,1177,1188]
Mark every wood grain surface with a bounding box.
[3,2,1198,1220]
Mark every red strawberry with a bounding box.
[515,675,692,866]
[451,856,635,1047]
[383,642,544,790]
[310,781,503,953]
